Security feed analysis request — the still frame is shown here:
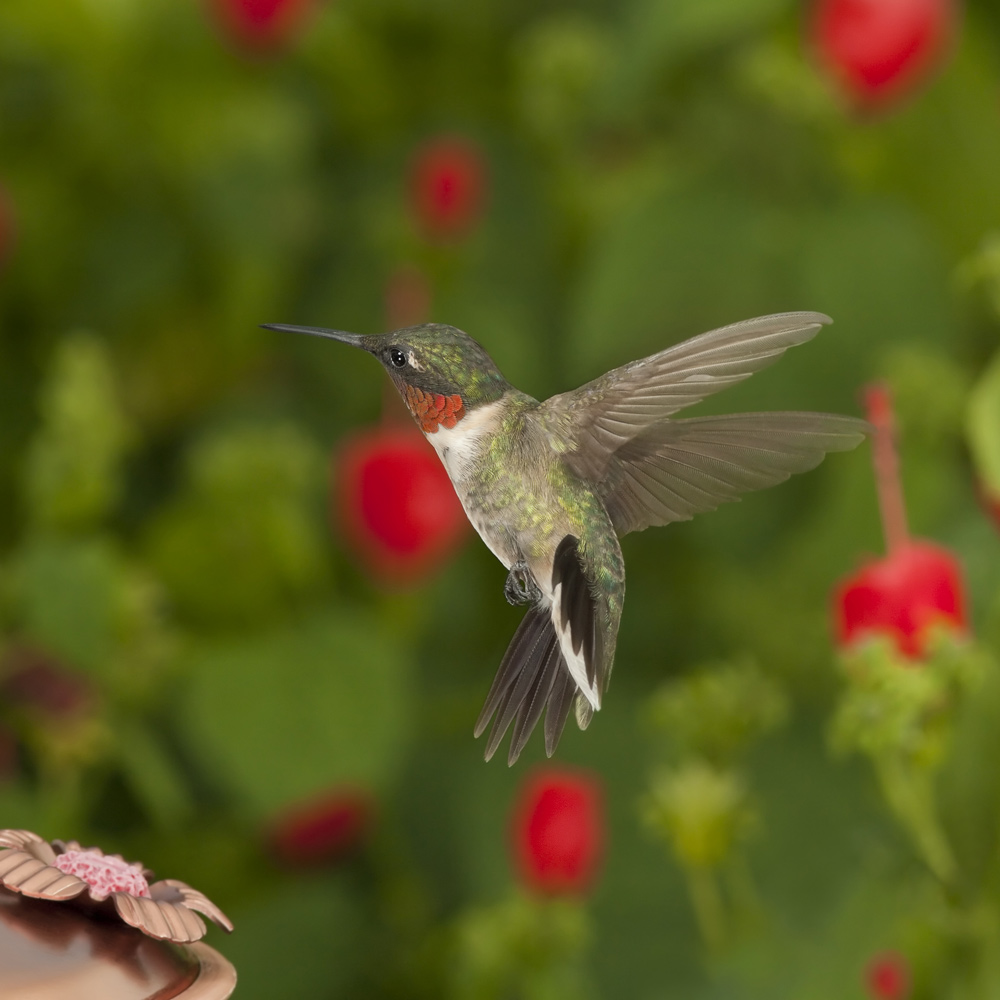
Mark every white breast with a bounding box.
[425,399,503,483]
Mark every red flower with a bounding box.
[409,136,488,242]
[836,540,965,657]
[270,790,372,866]
[865,950,910,999]
[207,0,315,52]
[833,385,966,659]
[809,0,957,111]
[1,646,93,718]
[511,768,604,896]
[335,425,467,585]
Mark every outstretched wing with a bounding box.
[542,312,832,482]
[475,537,608,765]
[598,412,869,535]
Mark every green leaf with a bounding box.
[22,332,131,532]
[179,610,411,818]
[607,0,790,108]
[570,185,793,385]
[115,720,194,830]
[12,535,118,673]
[968,349,1000,494]
[144,423,328,627]
[645,658,788,765]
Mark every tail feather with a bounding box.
[474,607,545,739]
[478,605,587,765]
[508,639,562,765]
[543,669,577,757]
[483,611,555,761]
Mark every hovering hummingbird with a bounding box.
[264,313,867,765]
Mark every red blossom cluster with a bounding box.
[207,0,315,52]
[408,137,488,243]
[510,767,604,896]
[334,425,467,585]
[834,384,966,660]
[269,789,372,866]
[810,0,958,111]
[865,950,911,999]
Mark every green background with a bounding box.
[2,0,1000,997]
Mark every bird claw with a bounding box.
[505,562,541,606]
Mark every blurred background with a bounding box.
[2,0,1000,997]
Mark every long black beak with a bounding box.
[261,324,367,348]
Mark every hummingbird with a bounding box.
[264,312,867,765]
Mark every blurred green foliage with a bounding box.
[1,0,1000,998]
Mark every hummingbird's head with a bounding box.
[264,322,510,434]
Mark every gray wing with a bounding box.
[542,312,831,482]
[598,412,869,535]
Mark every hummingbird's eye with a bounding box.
[388,349,408,369]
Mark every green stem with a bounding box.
[864,383,910,555]
[875,754,955,882]
[685,865,726,952]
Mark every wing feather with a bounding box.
[600,411,869,535]
[543,312,831,480]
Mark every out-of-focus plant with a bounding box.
[145,423,327,627]
[831,384,982,882]
[967,348,1000,533]
[408,137,489,245]
[641,660,786,950]
[334,424,468,587]
[1,0,999,996]
[809,0,959,112]
[448,766,602,1000]
[22,334,131,534]
[510,768,603,897]
[865,950,912,1000]
[834,385,967,659]
[0,336,180,831]
[269,788,372,867]
[206,0,317,54]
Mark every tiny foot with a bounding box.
[504,562,541,606]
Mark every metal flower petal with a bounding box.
[0,829,233,944]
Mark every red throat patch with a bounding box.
[404,385,466,433]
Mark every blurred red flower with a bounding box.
[1,646,93,718]
[835,540,965,658]
[409,136,488,242]
[270,790,372,866]
[865,950,910,999]
[334,425,467,585]
[810,0,957,110]
[207,0,315,52]
[511,768,604,896]
[833,384,966,660]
